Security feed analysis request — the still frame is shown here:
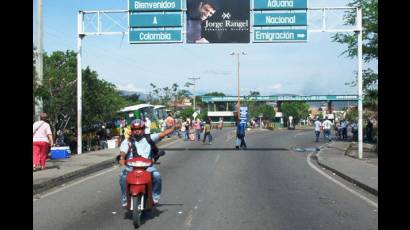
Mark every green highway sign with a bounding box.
[254,12,307,26]
[129,0,182,12]
[129,29,182,43]
[129,13,182,27]
[253,29,307,42]
[253,0,308,10]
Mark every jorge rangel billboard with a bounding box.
[186,0,250,43]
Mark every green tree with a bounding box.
[249,91,260,97]
[82,67,127,128]
[42,50,78,133]
[179,107,195,119]
[246,91,263,118]
[204,92,226,97]
[198,108,208,121]
[345,107,358,123]
[254,104,275,120]
[122,94,145,106]
[40,50,126,135]
[177,89,192,98]
[332,0,378,108]
[281,102,310,124]
[149,83,179,105]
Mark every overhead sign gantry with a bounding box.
[76,0,365,159]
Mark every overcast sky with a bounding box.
[33,0,377,96]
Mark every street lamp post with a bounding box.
[34,0,44,121]
[230,52,246,117]
[187,77,200,110]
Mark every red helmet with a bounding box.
[131,119,145,134]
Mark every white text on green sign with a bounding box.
[129,13,182,27]
[253,29,307,42]
[253,12,307,26]
[129,29,182,43]
[129,0,182,11]
[253,0,308,10]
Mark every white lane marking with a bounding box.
[215,154,220,164]
[183,209,194,230]
[306,152,378,208]
[34,166,118,201]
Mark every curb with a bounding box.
[315,150,378,197]
[33,158,116,195]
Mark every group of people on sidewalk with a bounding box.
[313,116,375,143]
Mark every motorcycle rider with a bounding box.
[118,118,180,207]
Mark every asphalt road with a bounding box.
[33,128,378,230]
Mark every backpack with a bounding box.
[117,135,162,164]
[144,134,159,159]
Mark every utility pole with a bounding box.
[230,52,246,117]
[34,0,43,121]
[77,11,85,154]
[357,7,363,159]
[188,77,200,111]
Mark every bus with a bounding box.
[117,104,164,133]
[153,105,168,131]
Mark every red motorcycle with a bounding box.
[125,157,155,228]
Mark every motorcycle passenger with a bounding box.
[118,119,180,207]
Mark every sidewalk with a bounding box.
[315,141,378,196]
[33,135,179,195]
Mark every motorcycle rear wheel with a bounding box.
[132,195,142,228]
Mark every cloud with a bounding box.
[270,83,282,90]
[116,83,147,93]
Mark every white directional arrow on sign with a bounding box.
[153,16,158,24]
[253,29,307,43]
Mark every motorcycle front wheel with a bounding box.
[132,195,142,228]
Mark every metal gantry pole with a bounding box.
[357,7,363,159]
[34,0,44,121]
[77,11,84,154]
[308,6,364,158]
[230,52,244,116]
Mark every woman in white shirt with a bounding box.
[33,113,54,171]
